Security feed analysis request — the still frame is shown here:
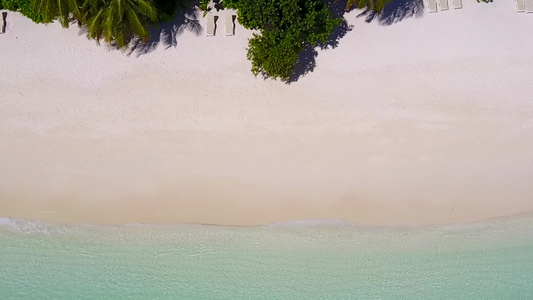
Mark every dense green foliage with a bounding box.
[247,30,301,80]
[31,0,81,26]
[345,0,390,12]
[1,0,47,23]
[220,0,238,9]
[225,0,340,80]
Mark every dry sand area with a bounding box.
[1,0,533,226]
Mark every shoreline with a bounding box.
[2,1,533,227]
[2,211,533,229]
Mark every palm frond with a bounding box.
[131,0,157,20]
[127,7,148,38]
[80,0,156,48]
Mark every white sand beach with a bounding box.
[1,0,533,226]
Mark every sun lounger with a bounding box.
[438,0,449,10]
[428,0,438,12]
[524,0,533,14]
[453,0,462,9]
[206,14,215,36]
[225,14,235,36]
[517,0,526,11]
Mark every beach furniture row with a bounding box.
[206,13,235,37]
[428,0,462,12]
[517,0,533,12]
[428,0,533,12]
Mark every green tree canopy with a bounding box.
[1,0,47,23]
[227,0,340,81]
[247,30,301,80]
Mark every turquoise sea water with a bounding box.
[1,216,533,299]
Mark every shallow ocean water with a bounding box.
[1,215,533,299]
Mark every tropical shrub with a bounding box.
[228,0,340,80]
[1,0,47,23]
[247,30,301,80]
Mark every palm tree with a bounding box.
[346,0,390,12]
[83,0,157,49]
[31,0,82,27]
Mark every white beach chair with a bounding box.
[525,0,533,12]
[225,14,235,36]
[453,0,462,9]
[428,0,438,12]
[438,0,449,11]
[517,0,526,11]
[206,14,215,36]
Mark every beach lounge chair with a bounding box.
[225,14,235,36]
[438,0,449,10]
[517,0,526,11]
[525,0,533,12]
[206,14,215,36]
[453,0,462,9]
[428,0,438,12]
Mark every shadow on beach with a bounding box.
[287,0,424,82]
[75,0,203,56]
[73,0,424,81]
[357,0,425,26]
[127,6,203,57]
[286,0,353,83]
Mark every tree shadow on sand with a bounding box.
[358,0,424,26]
[286,0,353,83]
[126,6,202,57]
[74,1,203,56]
[74,0,423,81]
[287,0,424,82]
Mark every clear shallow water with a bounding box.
[1,216,533,299]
